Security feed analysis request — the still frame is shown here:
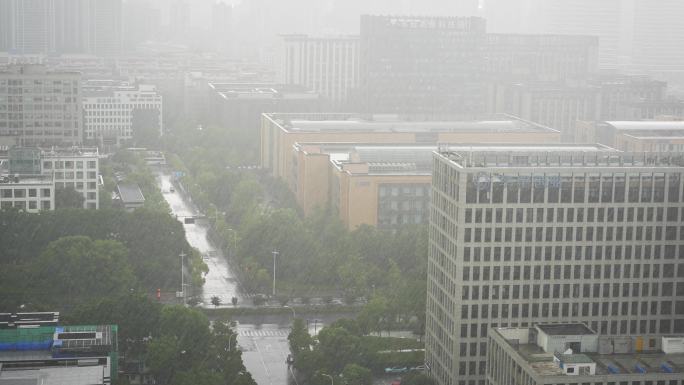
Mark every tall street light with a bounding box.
[228,333,238,351]
[272,250,279,297]
[227,228,237,255]
[179,251,186,304]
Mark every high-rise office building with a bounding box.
[630,0,684,79]
[360,15,487,118]
[484,0,684,78]
[426,146,684,385]
[279,34,360,108]
[0,0,122,55]
[0,65,82,146]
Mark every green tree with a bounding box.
[288,318,312,356]
[211,295,221,307]
[147,335,181,385]
[67,294,161,356]
[357,296,389,336]
[30,236,135,305]
[158,306,211,362]
[341,363,372,385]
[317,326,363,373]
[54,186,85,209]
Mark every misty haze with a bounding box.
[0,1,683,385]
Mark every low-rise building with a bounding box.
[208,82,322,134]
[488,324,684,385]
[264,113,562,186]
[574,120,684,152]
[0,323,118,385]
[116,183,145,212]
[0,146,100,210]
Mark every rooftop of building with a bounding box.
[438,144,684,169]
[493,327,684,377]
[209,83,318,100]
[0,312,60,329]
[82,80,159,97]
[267,113,559,134]
[116,184,145,204]
[603,121,684,131]
[537,323,594,336]
[0,364,105,385]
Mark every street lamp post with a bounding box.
[272,250,279,297]
[180,251,186,304]
[227,228,237,255]
[322,373,334,385]
[228,333,238,351]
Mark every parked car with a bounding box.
[410,365,426,372]
[390,380,401,385]
[384,366,409,374]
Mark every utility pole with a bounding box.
[272,250,279,297]
[180,251,186,303]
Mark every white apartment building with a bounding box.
[279,34,359,108]
[82,81,163,145]
[41,147,100,209]
[426,145,684,385]
[0,147,99,210]
[0,174,54,212]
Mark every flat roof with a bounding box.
[493,328,684,377]
[604,121,684,131]
[267,113,559,134]
[0,364,105,385]
[116,184,145,203]
[297,143,622,175]
[538,323,594,336]
[437,146,684,169]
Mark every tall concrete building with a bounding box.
[630,0,684,80]
[426,146,684,385]
[0,0,122,55]
[82,80,163,146]
[0,65,82,146]
[360,15,487,118]
[279,34,360,109]
[484,0,684,79]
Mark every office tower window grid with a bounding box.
[425,150,684,385]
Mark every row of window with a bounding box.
[462,263,684,282]
[463,225,684,243]
[461,244,684,263]
[464,173,683,204]
[460,300,681,321]
[460,281,684,302]
[0,188,51,198]
[464,206,683,224]
[43,160,97,169]
[0,200,51,210]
